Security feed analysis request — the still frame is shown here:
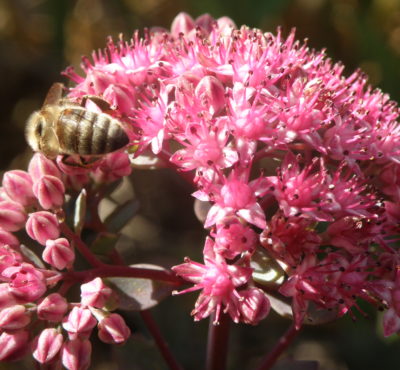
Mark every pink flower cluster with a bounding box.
[64,12,400,332]
[0,153,131,368]
[2,10,400,369]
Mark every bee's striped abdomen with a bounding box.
[57,108,129,156]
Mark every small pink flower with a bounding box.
[62,307,97,340]
[0,200,27,232]
[2,170,35,206]
[92,152,131,183]
[43,238,75,270]
[26,211,60,245]
[202,173,268,229]
[2,263,47,302]
[0,245,23,274]
[33,175,65,210]
[260,213,321,265]
[62,339,91,370]
[97,313,131,344]
[170,119,238,172]
[0,304,30,330]
[213,219,257,259]
[0,330,29,362]
[267,154,330,221]
[28,153,61,181]
[238,287,271,325]
[80,277,112,308]
[32,328,64,364]
[172,238,252,323]
[37,293,68,322]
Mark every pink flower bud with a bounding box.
[170,12,195,37]
[92,152,131,183]
[0,200,27,232]
[28,153,61,182]
[37,293,68,322]
[0,304,30,330]
[0,187,12,202]
[32,328,63,364]
[103,83,136,115]
[0,283,18,310]
[2,263,47,302]
[0,229,19,247]
[0,245,23,274]
[238,287,271,325]
[195,13,215,32]
[26,211,60,245]
[216,16,236,33]
[33,175,65,210]
[62,307,97,340]
[98,313,131,344]
[0,330,29,361]
[195,76,226,116]
[62,339,91,370]
[43,238,75,270]
[2,170,35,206]
[64,174,90,192]
[80,278,112,308]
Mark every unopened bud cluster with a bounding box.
[0,152,131,368]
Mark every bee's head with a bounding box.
[25,110,59,158]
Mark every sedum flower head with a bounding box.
[1,10,400,369]
[63,12,400,331]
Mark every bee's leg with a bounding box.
[81,95,112,113]
[80,156,102,167]
[60,155,84,168]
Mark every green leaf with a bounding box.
[19,244,45,269]
[90,232,119,256]
[104,199,140,233]
[267,293,337,326]
[266,292,293,320]
[73,188,87,234]
[303,302,338,326]
[251,248,286,288]
[106,264,174,311]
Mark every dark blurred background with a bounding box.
[0,0,400,369]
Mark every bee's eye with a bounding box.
[36,121,44,136]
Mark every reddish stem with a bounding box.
[206,313,230,370]
[140,310,183,370]
[63,265,183,284]
[60,222,106,268]
[256,323,301,370]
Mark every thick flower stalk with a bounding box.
[1,10,400,369]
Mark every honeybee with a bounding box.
[25,83,130,162]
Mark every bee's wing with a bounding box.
[43,83,65,107]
